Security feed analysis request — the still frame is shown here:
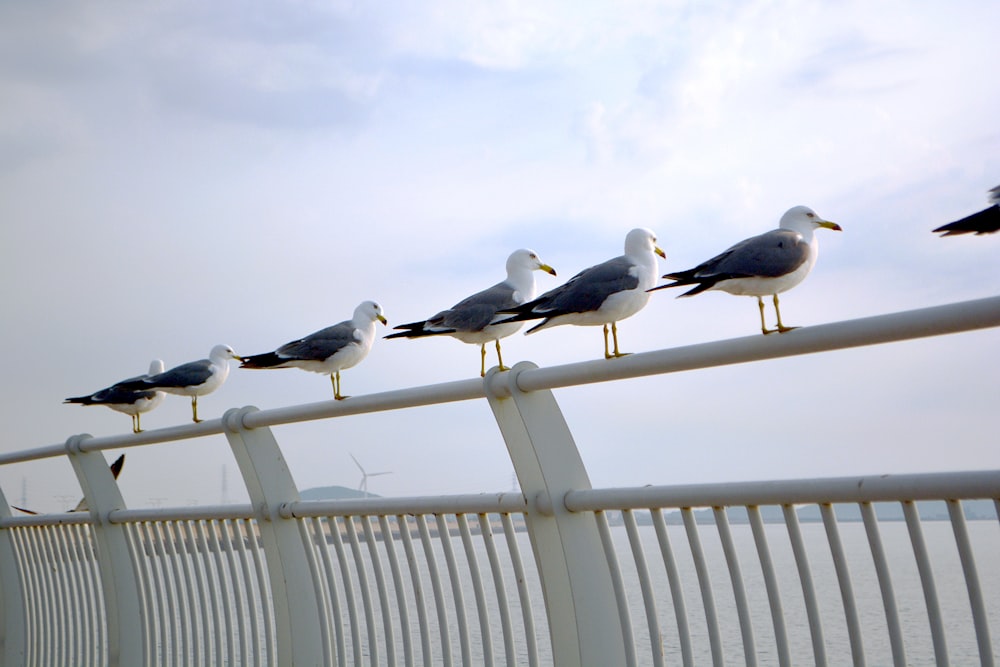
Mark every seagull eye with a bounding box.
[806,212,815,218]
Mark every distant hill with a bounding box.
[299,485,379,501]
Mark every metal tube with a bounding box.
[747,506,790,667]
[398,514,433,666]
[784,505,826,667]
[436,513,471,666]
[378,514,414,667]
[650,508,693,667]
[501,512,540,667]
[819,504,864,667]
[902,501,949,666]
[478,513,516,667]
[457,513,494,667]
[682,508,724,667]
[714,507,757,667]
[948,499,995,667]
[623,509,664,667]
[313,517,347,667]
[860,502,906,667]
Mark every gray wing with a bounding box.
[532,256,638,315]
[142,359,214,389]
[692,229,809,279]
[276,320,357,361]
[434,281,517,332]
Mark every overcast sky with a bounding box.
[1,1,998,512]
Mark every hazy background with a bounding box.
[1,1,997,512]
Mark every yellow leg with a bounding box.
[603,324,612,359]
[480,344,487,377]
[191,396,202,423]
[610,322,630,358]
[758,296,776,335]
[495,339,510,372]
[133,413,143,434]
[773,294,798,333]
[331,371,348,400]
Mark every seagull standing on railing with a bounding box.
[932,185,1000,236]
[385,249,557,376]
[117,345,242,423]
[496,228,665,359]
[64,360,165,433]
[240,301,387,400]
[649,206,841,335]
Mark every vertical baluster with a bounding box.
[650,508,693,667]
[501,512,540,667]
[312,516,347,667]
[818,503,863,666]
[417,514,453,667]
[595,510,637,666]
[860,502,906,667]
[170,521,199,667]
[948,499,995,667]
[747,506,790,667]
[714,507,757,667]
[362,514,396,666]
[181,521,210,667]
[379,514,414,667]
[478,513,516,667]
[784,504,827,667]
[141,521,169,665]
[682,507,724,667]
[192,521,224,665]
[233,518,265,666]
[329,515,363,667]
[72,523,101,666]
[296,517,333,667]
[623,509,664,667]
[457,513,494,667]
[160,521,187,667]
[398,514,433,666]
[436,513,471,666]
[344,514,380,667]
[205,519,237,664]
[901,501,949,666]
[219,519,250,665]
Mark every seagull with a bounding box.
[385,249,557,376]
[12,454,125,515]
[932,185,1000,236]
[64,360,166,433]
[117,344,242,423]
[240,300,387,400]
[649,206,841,335]
[497,228,665,359]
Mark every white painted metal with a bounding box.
[485,362,629,667]
[0,297,998,666]
[783,504,827,667]
[65,435,143,667]
[861,502,906,667]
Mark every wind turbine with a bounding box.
[350,453,391,498]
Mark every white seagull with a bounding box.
[498,228,665,359]
[118,345,242,422]
[64,360,166,433]
[933,185,1000,236]
[649,205,841,334]
[240,300,387,400]
[385,249,557,376]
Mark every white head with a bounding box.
[778,206,842,235]
[355,300,388,326]
[506,248,557,277]
[209,344,242,362]
[147,359,165,375]
[624,227,667,260]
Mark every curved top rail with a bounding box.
[3,295,998,465]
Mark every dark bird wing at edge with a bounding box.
[386,281,516,339]
[12,454,125,515]
[498,256,639,324]
[118,361,214,390]
[650,229,810,296]
[932,205,1000,236]
[241,320,358,367]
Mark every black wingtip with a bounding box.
[933,205,1000,236]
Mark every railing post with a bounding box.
[0,485,27,665]
[485,362,628,667]
[65,434,144,667]
[223,406,325,667]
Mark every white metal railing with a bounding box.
[0,295,998,667]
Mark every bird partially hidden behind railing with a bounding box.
[932,185,1000,236]
[11,454,125,515]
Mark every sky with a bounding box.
[1,1,998,512]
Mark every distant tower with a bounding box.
[19,476,27,508]
[221,465,229,505]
